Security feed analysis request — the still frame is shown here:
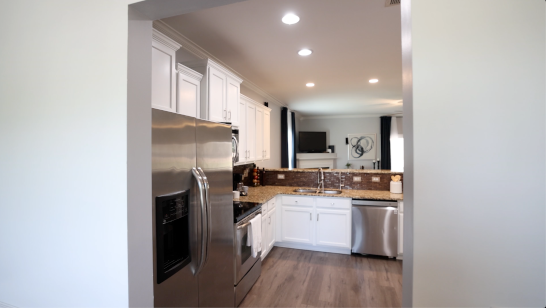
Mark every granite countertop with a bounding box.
[238,186,403,204]
[265,168,402,174]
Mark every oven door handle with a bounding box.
[197,167,211,269]
[192,167,207,276]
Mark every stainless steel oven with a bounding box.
[233,209,262,306]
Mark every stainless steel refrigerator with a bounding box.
[152,109,234,307]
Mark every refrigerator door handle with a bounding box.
[192,168,208,276]
[197,167,211,268]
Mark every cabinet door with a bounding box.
[237,99,246,163]
[152,42,176,112]
[261,213,268,260]
[264,110,271,159]
[207,66,226,123]
[226,77,240,126]
[315,208,351,248]
[177,72,200,117]
[255,107,264,160]
[398,212,404,255]
[246,104,256,161]
[267,209,276,251]
[281,206,313,244]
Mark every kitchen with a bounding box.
[1,1,543,307]
[150,1,404,307]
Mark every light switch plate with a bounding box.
[372,176,380,182]
[277,174,285,180]
[353,176,361,182]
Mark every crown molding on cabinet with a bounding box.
[183,58,243,83]
[241,94,271,112]
[177,64,203,81]
[152,28,181,51]
[153,20,287,108]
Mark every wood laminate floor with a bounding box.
[239,247,402,308]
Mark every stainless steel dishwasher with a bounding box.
[351,199,398,257]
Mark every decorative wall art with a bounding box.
[347,133,376,160]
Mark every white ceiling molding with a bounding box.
[153,20,288,108]
[299,114,401,121]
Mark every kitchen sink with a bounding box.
[322,190,343,195]
[293,189,343,195]
[293,189,317,193]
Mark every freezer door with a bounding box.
[351,205,398,257]
[152,109,200,307]
[196,119,235,307]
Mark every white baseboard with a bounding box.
[274,242,351,255]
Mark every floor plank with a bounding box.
[239,247,402,308]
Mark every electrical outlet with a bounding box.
[372,176,380,182]
[277,174,285,180]
[353,176,361,182]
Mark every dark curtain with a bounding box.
[281,107,289,168]
[291,111,296,168]
[380,116,392,170]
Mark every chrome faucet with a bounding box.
[316,168,324,193]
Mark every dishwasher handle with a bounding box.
[352,200,398,207]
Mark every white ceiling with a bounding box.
[162,0,402,117]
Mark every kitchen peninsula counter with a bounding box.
[238,186,403,204]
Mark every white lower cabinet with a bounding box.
[261,198,277,260]
[315,208,351,249]
[261,213,267,258]
[277,196,352,254]
[281,206,314,244]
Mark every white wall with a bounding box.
[0,1,135,306]
[408,0,545,306]
[127,7,153,308]
[298,117,381,169]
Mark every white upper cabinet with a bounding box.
[207,66,226,123]
[226,76,241,126]
[183,59,242,124]
[237,98,247,163]
[263,109,271,160]
[176,64,202,118]
[255,107,264,160]
[152,29,181,112]
[246,102,256,162]
[238,95,271,164]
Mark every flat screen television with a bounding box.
[299,132,327,153]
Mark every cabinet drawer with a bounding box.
[315,198,351,210]
[282,195,314,207]
[268,198,276,211]
[261,202,268,213]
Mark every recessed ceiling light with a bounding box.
[306,83,315,87]
[298,49,313,56]
[369,79,379,83]
[282,13,300,25]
